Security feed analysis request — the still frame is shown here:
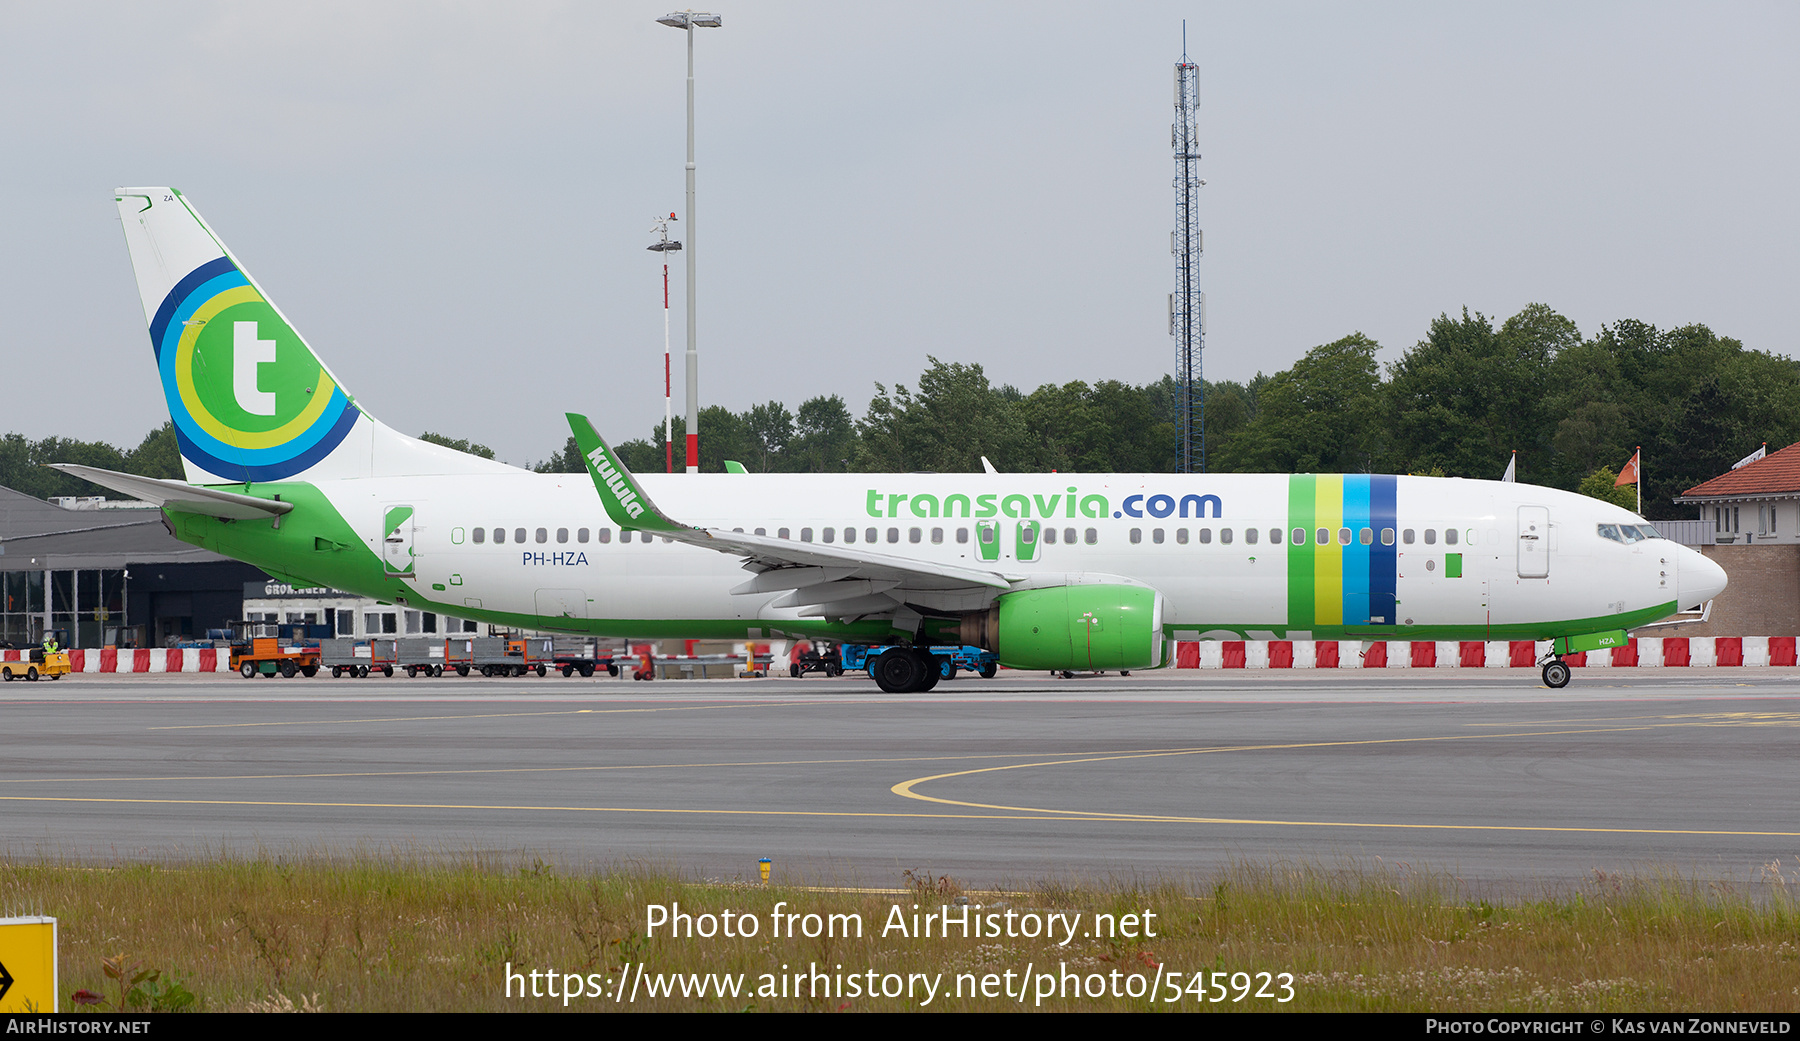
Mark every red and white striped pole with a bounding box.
[648,213,683,473]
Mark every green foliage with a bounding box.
[1216,334,1386,473]
[1578,467,1639,510]
[417,432,496,459]
[0,422,185,500]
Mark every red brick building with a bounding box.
[1672,443,1800,635]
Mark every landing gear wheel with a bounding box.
[872,649,925,694]
[241,662,257,679]
[915,651,942,692]
[1542,659,1571,689]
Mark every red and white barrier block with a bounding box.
[1170,637,1798,669]
[0,648,228,673]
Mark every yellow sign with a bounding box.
[0,917,57,1013]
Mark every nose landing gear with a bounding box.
[1540,657,1571,689]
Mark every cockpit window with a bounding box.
[1599,523,1662,544]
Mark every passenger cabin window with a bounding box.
[778,528,790,540]
[473,528,485,544]
[578,528,589,543]
[494,527,506,544]
[1063,527,1076,544]
[1445,529,1458,545]
[1152,528,1165,544]
[597,528,611,543]
[957,528,970,544]
[1130,528,1142,544]
[1424,529,1437,545]
[1220,528,1234,545]
[1359,528,1373,546]
[1315,528,1328,545]
[1198,528,1212,544]
[535,528,547,544]
[801,528,813,542]
[909,527,922,543]
[887,528,900,543]
[1381,527,1395,545]
[556,528,568,544]
[823,528,835,543]
[1043,527,1057,544]
[1084,528,1097,545]
[1403,529,1415,544]
[1177,529,1190,545]
[931,528,944,544]
[844,527,856,543]
[514,528,526,544]
[866,528,878,543]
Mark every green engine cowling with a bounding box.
[959,584,1165,671]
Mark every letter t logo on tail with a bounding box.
[233,321,277,416]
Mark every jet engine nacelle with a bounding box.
[960,583,1166,671]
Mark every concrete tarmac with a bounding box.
[1,668,1795,892]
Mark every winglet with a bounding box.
[566,413,686,534]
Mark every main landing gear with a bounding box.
[1540,656,1571,689]
[871,647,946,694]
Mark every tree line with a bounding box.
[6,304,1791,521]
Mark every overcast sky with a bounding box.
[3,2,1795,466]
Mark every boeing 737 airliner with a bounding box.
[60,188,1727,692]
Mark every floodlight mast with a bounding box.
[1171,29,1206,474]
[658,10,722,473]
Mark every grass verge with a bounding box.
[4,853,1798,1011]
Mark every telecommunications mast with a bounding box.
[1170,26,1206,473]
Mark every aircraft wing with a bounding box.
[566,414,1017,623]
[48,463,295,520]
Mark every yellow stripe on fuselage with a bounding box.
[1313,474,1343,626]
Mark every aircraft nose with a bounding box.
[1675,545,1727,610]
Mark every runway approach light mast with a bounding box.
[1170,30,1207,473]
[648,213,683,473]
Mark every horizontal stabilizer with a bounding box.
[49,464,294,520]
